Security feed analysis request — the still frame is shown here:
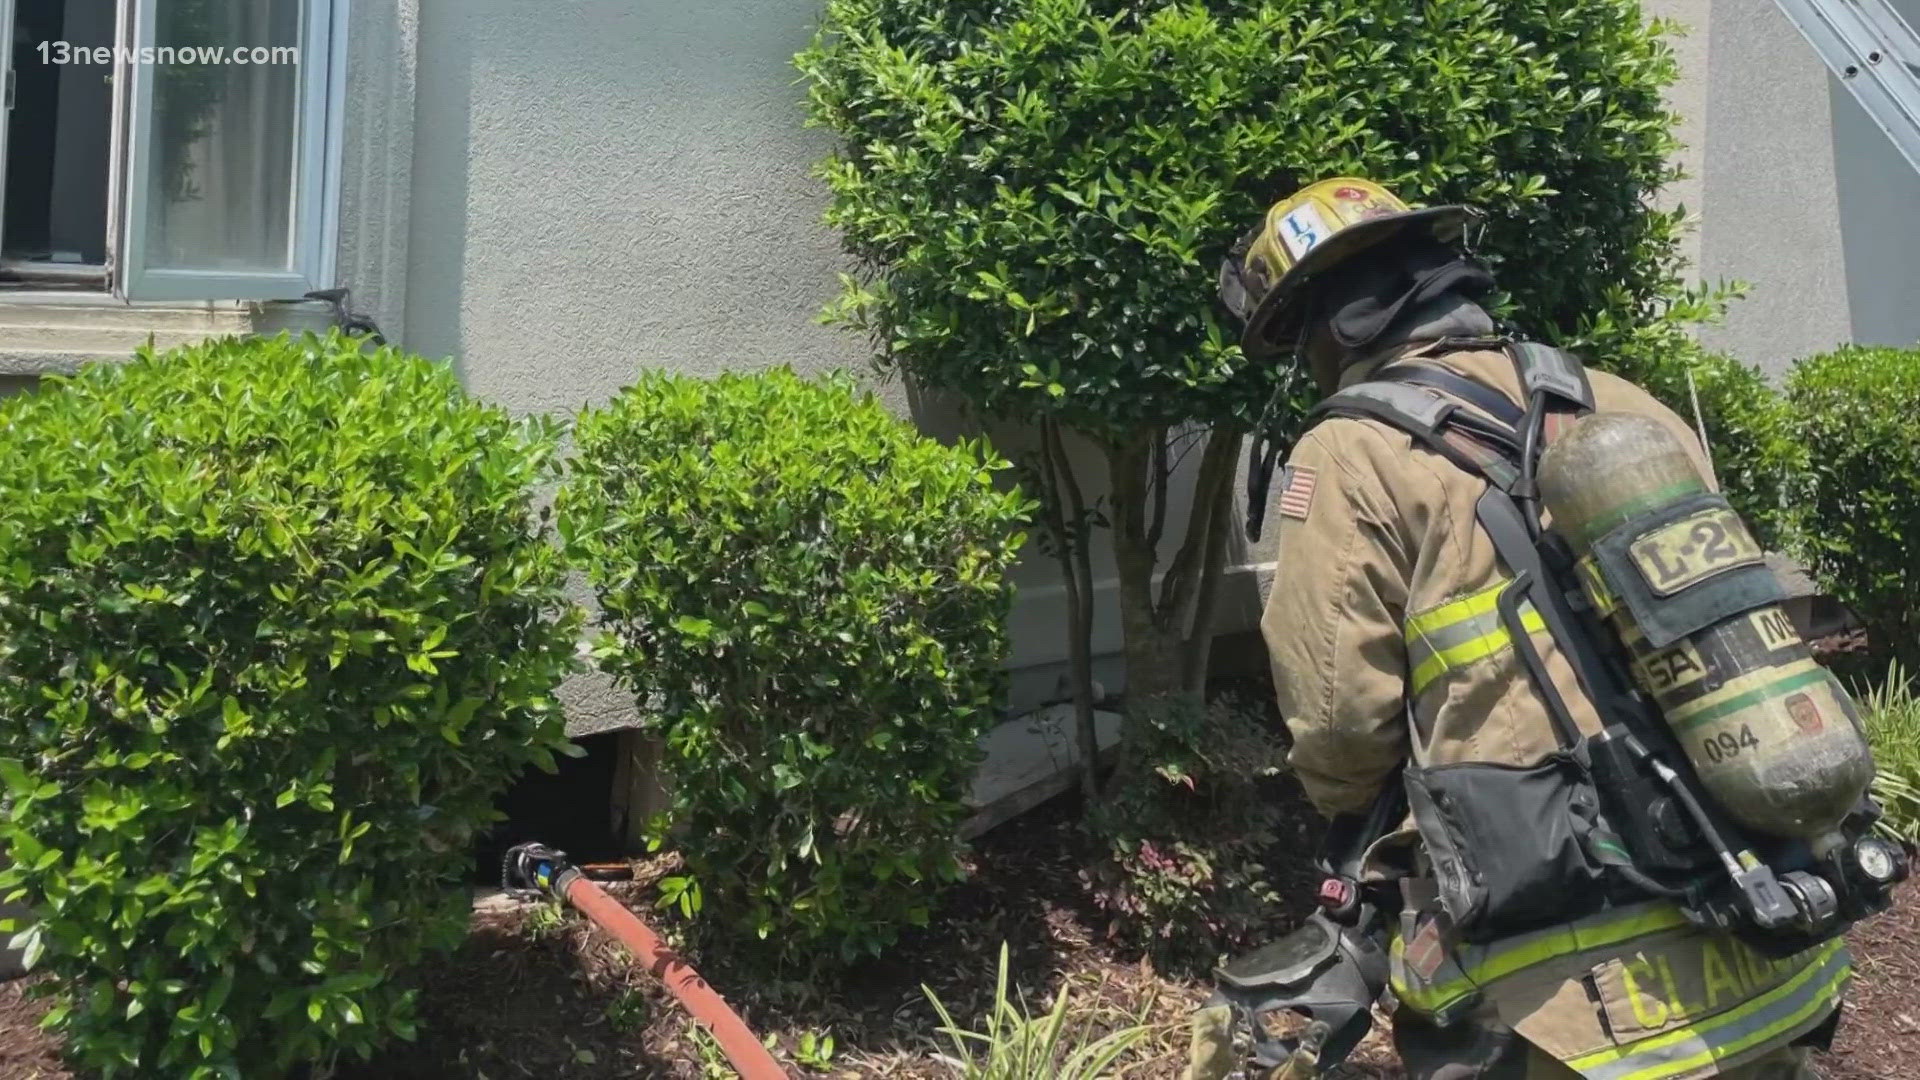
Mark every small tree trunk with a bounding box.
[1039,419,1103,803]
[1105,432,1188,711]
[1105,424,1242,711]
[1182,473,1235,690]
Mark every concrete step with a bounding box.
[962,704,1123,839]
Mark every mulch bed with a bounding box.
[1814,881,1920,1080]
[4,817,1912,1077]
[332,800,1222,1079]
[0,978,68,1080]
[2,675,1916,1079]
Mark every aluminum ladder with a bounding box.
[1773,0,1920,174]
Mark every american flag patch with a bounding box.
[1278,464,1317,521]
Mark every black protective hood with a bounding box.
[1315,235,1496,353]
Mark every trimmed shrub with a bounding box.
[558,368,1031,967]
[1081,691,1288,967]
[798,0,1766,718]
[799,0,1699,434]
[1787,345,1920,673]
[0,334,580,1077]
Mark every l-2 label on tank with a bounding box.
[1629,507,1765,597]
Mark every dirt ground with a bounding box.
[4,807,1913,1078]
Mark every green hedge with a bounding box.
[0,334,580,1077]
[1788,344,1920,674]
[558,368,1031,967]
[800,0,1704,439]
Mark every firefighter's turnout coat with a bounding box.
[1261,341,1847,1080]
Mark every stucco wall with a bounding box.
[1649,0,1920,374]
[392,0,1266,729]
[402,0,872,413]
[1693,0,1855,377]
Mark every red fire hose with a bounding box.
[505,844,787,1080]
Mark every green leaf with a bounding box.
[671,616,715,640]
[0,758,29,795]
[9,925,43,971]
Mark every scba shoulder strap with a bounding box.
[1242,338,1577,541]
[1311,341,1610,752]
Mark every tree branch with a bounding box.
[1040,418,1101,803]
[1181,465,1236,692]
[1146,428,1169,553]
[1104,430,1158,616]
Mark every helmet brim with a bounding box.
[1240,205,1475,362]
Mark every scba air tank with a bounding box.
[1537,413,1873,843]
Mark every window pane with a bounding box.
[140,0,304,275]
[4,0,115,269]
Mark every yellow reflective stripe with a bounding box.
[1406,594,1548,695]
[1406,581,1508,637]
[1388,936,1473,1013]
[1579,555,1620,617]
[1392,903,1691,1013]
[1568,940,1849,1080]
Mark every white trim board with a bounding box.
[1003,559,1276,673]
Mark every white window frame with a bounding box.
[0,5,14,216]
[0,0,347,303]
[118,0,346,302]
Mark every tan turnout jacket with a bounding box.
[1260,341,1848,1079]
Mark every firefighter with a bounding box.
[1218,178,1848,1079]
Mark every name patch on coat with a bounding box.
[1279,464,1318,521]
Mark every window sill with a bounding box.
[0,296,337,376]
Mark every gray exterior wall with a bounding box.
[389,0,1239,728]
[401,1,871,414]
[1651,0,1920,375]
[364,0,1919,732]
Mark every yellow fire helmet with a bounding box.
[1220,178,1475,362]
